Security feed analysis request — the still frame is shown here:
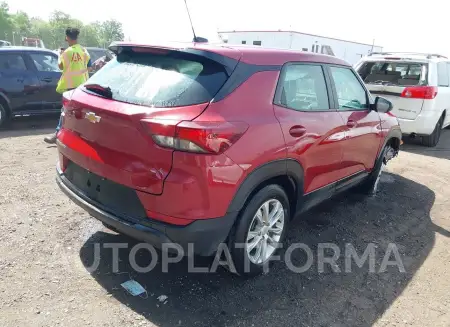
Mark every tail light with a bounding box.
[60,90,76,129]
[141,119,248,154]
[401,86,438,99]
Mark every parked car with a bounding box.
[90,50,115,75]
[355,52,450,146]
[55,42,401,276]
[85,47,110,63]
[0,47,62,126]
[0,40,11,47]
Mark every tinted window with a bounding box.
[85,50,228,108]
[0,53,27,70]
[437,62,449,87]
[278,64,329,111]
[253,41,262,46]
[330,66,368,110]
[30,53,60,72]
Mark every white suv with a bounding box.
[355,52,450,146]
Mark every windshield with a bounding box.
[84,50,228,107]
[357,61,427,86]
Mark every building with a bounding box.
[218,30,383,65]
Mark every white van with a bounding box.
[355,52,450,146]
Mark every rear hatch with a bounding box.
[59,44,240,195]
[357,60,433,119]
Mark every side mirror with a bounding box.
[373,96,393,113]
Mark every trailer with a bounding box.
[218,30,382,65]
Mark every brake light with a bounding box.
[401,86,437,99]
[131,47,170,55]
[141,119,248,154]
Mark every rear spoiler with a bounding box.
[108,41,240,76]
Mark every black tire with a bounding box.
[422,116,443,147]
[357,145,391,195]
[0,103,9,128]
[228,184,290,277]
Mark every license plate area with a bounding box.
[64,161,147,221]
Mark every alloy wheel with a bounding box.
[246,199,285,264]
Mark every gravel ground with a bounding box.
[0,117,449,327]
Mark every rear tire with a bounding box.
[422,116,443,147]
[228,185,290,277]
[0,104,9,128]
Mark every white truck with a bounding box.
[219,30,382,65]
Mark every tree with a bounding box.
[12,11,31,35]
[1,6,125,49]
[0,2,13,42]
[79,23,101,47]
[29,18,53,48]
[100,19,124,47]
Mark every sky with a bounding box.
[6,0,450,56]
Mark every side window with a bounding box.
[330,66,368,110]
[437,62,449,87]
[29,53,60,72]
[0,53,27,71]
[277,64,330,111]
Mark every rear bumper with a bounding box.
[398,110,442,135]
[56,166,237,256]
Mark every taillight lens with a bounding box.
[141,119,248,154]
[60,90,76,129]
[401,86,437,99]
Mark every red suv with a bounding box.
[56,42,401,276]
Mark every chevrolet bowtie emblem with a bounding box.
[85,112,101,123]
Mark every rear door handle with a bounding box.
[289,125,307,137]
[41,77,52,83]
[347,120,357,128]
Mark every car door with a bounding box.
[0,51,41,114]
[273,63,349,204]
[327,65,383,176]
[26,51,62,111]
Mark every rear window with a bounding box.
[357,61,427,86]
[84,50,228,107]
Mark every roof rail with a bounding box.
[368,51,448,59]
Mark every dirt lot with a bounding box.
[1,117,449,327]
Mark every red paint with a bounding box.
[57,44,400,226]
[338,110,383,173]
[273,105,348,193]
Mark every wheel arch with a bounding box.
[227,159,304,219]
[379,127,402,160]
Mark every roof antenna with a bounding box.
[184,0,208,43]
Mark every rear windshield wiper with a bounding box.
[84,83,113,99]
